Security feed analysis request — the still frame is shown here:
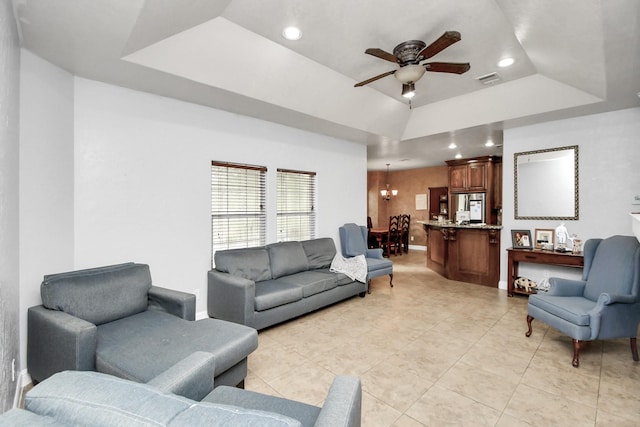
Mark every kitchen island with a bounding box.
[418,221,502,287]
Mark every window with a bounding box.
[211,162,266,259]
[277,168,316,241]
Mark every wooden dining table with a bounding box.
[369,227,388,249]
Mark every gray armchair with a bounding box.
[339,223,393,293]
[28,263,258,397]
[526,235,640,367]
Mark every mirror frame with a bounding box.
[514,145,579,220]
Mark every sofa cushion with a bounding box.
[277,271,338,298]
[25,371,193,427]
[301,238,337,269]
[24,371,301,427]
[0,408,65,426]
[314,269,354,286]
[169,402,301,426]
[215,247,272,282]
[40,263,151,326]
[254,280,303,311]
[267,242,309,279]
[95,310,258,382]
[204,386,320,427]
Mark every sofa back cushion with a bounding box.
[267,242,309,279]
[214,247,272,282]
[41,263,151,326]
[302,238,337,269]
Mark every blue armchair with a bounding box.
[339,223,393,293]
[526,235,640,367]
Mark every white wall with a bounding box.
[18,50,75,370]
[500,107,640,287]
[0,0,21,412]
[73,78,367,315]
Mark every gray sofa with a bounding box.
[28,263,258,396]
[208,238,366,330]
[0,370,362,427]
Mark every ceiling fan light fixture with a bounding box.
[394,64,426,84]
[402,83,416,99]
[282,26,302,40]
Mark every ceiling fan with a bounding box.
[354,31,471,99]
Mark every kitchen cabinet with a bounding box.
[446,156,502,224]
[421,222,501,287]
[428,187,448,220]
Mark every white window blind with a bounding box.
[211,162,266,260]
[277,168,316,242]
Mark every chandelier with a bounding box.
[380,163,398,201]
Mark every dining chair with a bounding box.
[385,215,402,256]
[400,214,411,253]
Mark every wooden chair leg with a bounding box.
[389,273,393,288]
[631,337,639,361]
[525,315,534,337]
[572,339,581,367]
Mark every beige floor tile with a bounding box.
[405,385,501,426]
[244,251,639,426]
[436,361,521,411]
[504,383,596,426]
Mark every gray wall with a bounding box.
[0,0,21,412]
[499,107,640,287]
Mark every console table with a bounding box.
[507,248,584,296]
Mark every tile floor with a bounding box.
[244,251,640,426]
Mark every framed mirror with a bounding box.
[514,145,579,220]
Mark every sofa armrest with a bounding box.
[27,305,97,383]
[207,271,255,327]
[315,376,362,427]
[547,278,586,297]
[147,351,215,401]
[148,286,196,321]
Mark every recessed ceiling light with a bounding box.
[485,140,495,147]
[497,57,515,68]
[448,143,457,149]
[282,26,302,40]
[455,153,462,159]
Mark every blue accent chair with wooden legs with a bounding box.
[526,235,640,367]
[339,223,393,293]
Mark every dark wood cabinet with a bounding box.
[446,156,501,224]
[423,223,501,287]
[428,187,448,220]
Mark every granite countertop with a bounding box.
[416,220,503,230]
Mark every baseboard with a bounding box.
[13,369,32,409]
[408,244,426,251]
[195,310,209,320]
[498,280,507,291]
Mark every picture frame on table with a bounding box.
[511,229,533,249]
[534,228,555,249]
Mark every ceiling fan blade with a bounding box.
[354,70,397,87]
[424,62,470,74]
[418,31,462,60]
[365,48,398,63]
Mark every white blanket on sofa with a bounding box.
[329,254,367,283]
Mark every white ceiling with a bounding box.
[12,0,640,170]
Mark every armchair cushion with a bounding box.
[40,263,151,325]
[267,242,310,279]
[214,247,272,282]
[528,296,595,326]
